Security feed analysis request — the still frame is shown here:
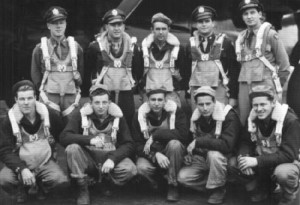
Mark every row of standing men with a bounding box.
[0,0,300,205]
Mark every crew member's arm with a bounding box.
[85,41,103,82]
[76,43,84,85]
[107,117,135,165]
[59,110,94,147]
[31,44,43,89]
[195,110,241,154]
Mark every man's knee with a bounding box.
[0,167,19,193]
[166,140,183,152]
[207,151,227,165]
[65,144,82,155]
[136,159,153,175]
[177,168,189,185]
[274,163,299,188]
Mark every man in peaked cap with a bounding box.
[177,86,241,204]
[0,80,67,203]
[228,85,300,204]
[31,6,84,124]
[236,0,290,126]
[85,8,143,126]
[139,12,185,107]
[131,86,188,201]
[183,5,240,112]
[60,84,136,205]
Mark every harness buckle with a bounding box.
[29,134,39,142]
[114,60,122,68]
[57,64,66,72]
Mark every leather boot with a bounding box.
[208,186,226,204]
[16,184,27,203]
[76,178,90,205]
[167,184,179,202]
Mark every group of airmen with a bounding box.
[0,0,300,205]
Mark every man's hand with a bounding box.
[241,167,255,176]
[184,154,193,166]
[143,136,153,155]
[90,136,104,148]
[21,168,36,186]
[238,156,258,170]
[102,159,115,173]
[187,139,196,155]
[155,152,170,169]
[229,98,238,108]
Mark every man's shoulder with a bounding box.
[284,109,300,125]
[225,108,240,121]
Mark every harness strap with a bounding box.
[61,88,81,117]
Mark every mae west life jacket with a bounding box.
[8,102,53,170]
[80,102,123,151]
[39,36,81,116]
[138,100,177,139]
[236,22,282,95]
[190,101,232,138]
[94,32,136,91]
[247,102,288,155]
[142,33,180,92]
[189,32,229,89]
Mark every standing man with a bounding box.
[85,9,143,124]
[141,13,184,106]
[31,6,84,123]
[0,80,68,203]
[60,84,136,205]
[236,0,290,125]
[177,86,241,204]
[132,88,188,201]
[228,85,300,204]
[184,5,240,110]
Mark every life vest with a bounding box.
[39,36,81,116]
[80,102,123,151]
[94,31,136,91]
[8,102,52,170]
[142,33,180,92]
[247,102,288,155]
[189,31,229,89]
[236,22,282,95]
[190,101,232,138]
[138,100,177,138]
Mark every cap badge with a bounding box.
[198,6,205,13]
[52,8,59,16]
[245,0,251,4]
[112,9,118,16]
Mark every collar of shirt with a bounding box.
[89,112,115,130]
[50,36,67,47]
[150,42,173,60]
[255,118,276,137]
[195,115,216,133]
[20,113,42,135]
[146,109,168,126]
[198,33,216,43]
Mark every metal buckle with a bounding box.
[155,62,163,69]
[57,64,66,72]
[29,134,38,142]
[114,60,122,68]
[201,54,209,61]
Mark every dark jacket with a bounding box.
[193,109,241,155]
[182,33,240,99]
[0,108,63,173]
[59,110,135,165]
[132,108,188,160]
[238,109,300,168]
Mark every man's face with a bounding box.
[242,8,262,28]
[152,22,169,42]
[47,19,67,38]
[196,95,215,117]
[91,94,110,117]
[15,90,36,116]
[252,96,275,120]
[106,22,125,39]
[196,18,214,36]
[148,93,166,114]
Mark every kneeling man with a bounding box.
[0,80,67,203]
[60,84,136,205]
[178,86,241,204]
[228,85,300,205]
[132,87,188,201]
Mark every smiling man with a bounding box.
[140,13,184,106]
[236,0,290,125]
[183,5,240,110]
[86,9,143,125]
[31,6,84,123]
[132,87,188,201]
[228,85,300,204]
[177,86,241,204]
[0,80,67,203]
[60,84,136,205]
